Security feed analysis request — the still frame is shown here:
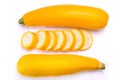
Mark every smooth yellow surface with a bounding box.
[17,54,102,77]
[23,5,109,30]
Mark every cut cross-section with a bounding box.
[36,30,50,50]
[46,31,57,51]
[80,30,93,50]
[53,30,66,51]
[62,30,75,51]
[71,29,84,50]
[21,31,38,50]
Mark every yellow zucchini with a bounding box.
[17,54,105,77]
[19,5,109,30]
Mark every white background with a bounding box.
[0,0,120,80]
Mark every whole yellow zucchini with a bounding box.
[19,5,109,30]
[17,54,105,77]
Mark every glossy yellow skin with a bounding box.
[17,54,104,77]
[21,5,109,30]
